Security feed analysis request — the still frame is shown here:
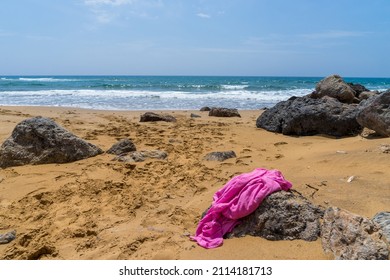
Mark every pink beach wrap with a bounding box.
[190,168,292,249]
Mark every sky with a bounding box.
[0,0,389,77]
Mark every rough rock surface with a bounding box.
[311,74,357,103]
[359,91,379,101]
[228,191,324,241]
[113,150,168,162]
[139,112,176,122]
[0,117,103,168]
[372,212,390,244]
[347,82,370,97]
[200,107,211,111]
[209,107,241,118]
[256,96,362,137]
[204,151,237,161]
[356,90,390,137]
[106,138,136,155]
[321,207,389,260]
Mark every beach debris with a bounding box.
[357,90,390,137]
[321,207,389,260]
[139,112,176,122]
[347,176,355,183]
[0,230,16,244]
[310,75,358,104]
[199,106,211,111]
[208,107,241,118]
[372,212,390,244]
[106,138,136,155]
[228,191,324,241]
[336,150,347,154]
[256,96,362,137]
[113,150,168,162]
[203,151,237,162]
[0,116,103,168]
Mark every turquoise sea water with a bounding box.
[0,76,389,110]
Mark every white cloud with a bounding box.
[196,13,211,19]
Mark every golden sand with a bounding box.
[0,106,388,259]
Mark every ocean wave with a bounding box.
[221,85,249,90]
[18,77,77,82]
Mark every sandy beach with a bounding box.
[0,106,389,260]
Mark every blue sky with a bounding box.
[0,0,389,76]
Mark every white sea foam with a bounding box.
[221,85,249,90]
[18,78,77,82]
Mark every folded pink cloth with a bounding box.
[190,168,292,248]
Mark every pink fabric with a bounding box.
[190,168,292,249]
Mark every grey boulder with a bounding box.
[357,90,390,137]
[0,117,103,168]
[256,96,362,137]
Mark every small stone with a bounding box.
[204,151,237,161]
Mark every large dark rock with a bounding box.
[321,207,389,260]
[140,112,176,122]
[0,117,103,168]
[311,74,357,103]
[204,151,237,161]
[347,82,370,97]
[227,191,324,241]
[356,90,390,137]
[256,96,362,137]
[106,138,136,155]
[209,107,241,118]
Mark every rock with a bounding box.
[372,212,390,244]
[140,112,176,122]
[209,107,241,118]
[113,150,168,162]
[347,82,370,97]
[204,151,237,161]
[356,90,390,137]
[0,117,103,168]
[359,91,379,101]
[0,230,16,244]
[190,113,201,118]
[106,138,136,155]
[227,191,324,241]
[256,96,362,137]
[311,75,357,103]
[321,207,389,260]
[379,144,390,153]
[200,107,211,111]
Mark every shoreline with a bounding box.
[0,105,389,260]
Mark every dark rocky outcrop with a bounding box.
[321,207,389,260]
[372,212,390,244]
[356,90,390,137]
[347,82,370,97]
[204,151,237,161]
[227,191,324,241]
[209,107,241,118]
[0,117,103,168]
[113,150,168,162]
[310,74,357,103]
[200,107,211,111]
[106,138,136,155]
[256,96,362,137]
[139,112,176,122]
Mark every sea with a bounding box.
[1,76,389,111]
